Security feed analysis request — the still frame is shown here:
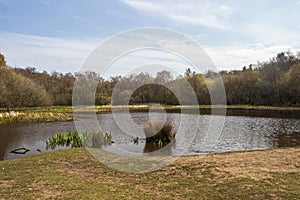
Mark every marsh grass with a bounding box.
[0,110,73,124]
[143,120,175,146]
[46,131,112,150]
[1,105,299,124]
[0,111,25,124]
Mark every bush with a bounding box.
[143,120,175,146]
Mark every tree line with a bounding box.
[0,51,300,109]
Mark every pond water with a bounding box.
[0,113,299,160]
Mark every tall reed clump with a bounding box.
[46,131,112,150]
[143,120,175,146]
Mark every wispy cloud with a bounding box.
[121,0,233,30]
[69,14,93,24]
[205,42,300,70]
[1,29,299,76]
[0,32,99,73]
[40,0,51,7]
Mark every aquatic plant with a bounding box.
[132,137,139,144]
[143,120,175,146]
[46,131,112,150]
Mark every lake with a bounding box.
[1,113,300,160]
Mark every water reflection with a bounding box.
[143,141,175,156]
[0,122,77,160]
[0,113,299,160]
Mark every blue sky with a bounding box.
[1,0,300,75]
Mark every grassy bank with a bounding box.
[0,107,73,124]
[0,147,299,199]
[1,105,300,124]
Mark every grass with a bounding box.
[1,104,300,124]
[160,104,300,110]
[0,106,74,124]
[0,147,299,199]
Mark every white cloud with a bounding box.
[121,0,233,30]
[242,20,300,45]
[121,0,300,50]
[105,41,300,77]
[104,49,190,78]
[0,31,197,77]
[205,43,300,71]
[0,32,99,73]
[1,30,299,77]
[81,28,218,77]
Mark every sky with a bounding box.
[0,0,300,76]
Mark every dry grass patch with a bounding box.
[0,148,299,199]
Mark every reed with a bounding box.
[46,131,112,150]
[0,111,73,124]
[143,120,175,146]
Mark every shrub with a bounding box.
[143,120,175,146]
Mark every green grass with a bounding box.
[0,147,299,199]
[46,131,112,150]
